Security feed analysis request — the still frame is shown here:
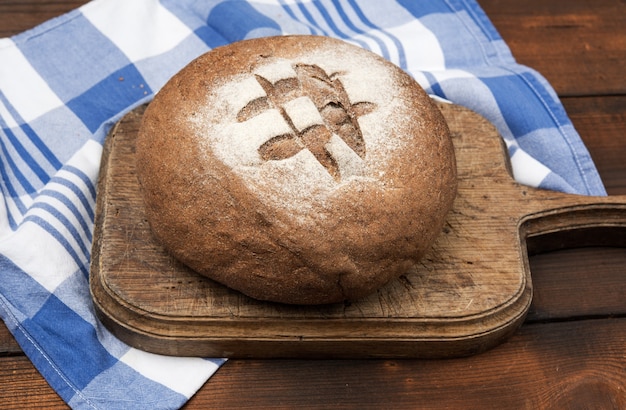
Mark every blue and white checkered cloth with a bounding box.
[0,0,607,408]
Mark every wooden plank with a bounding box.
[2,318,623,409]
[186,318,626,409]
[0,356,66,409]
[0,323,21,355]
[563,96,626,195]
[0,0,86,38]
[478,0,626,97]
[528,247,626,321]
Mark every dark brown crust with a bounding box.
[135,35,457,304]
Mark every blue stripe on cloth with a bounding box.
[0,255,53,317]
[0,204,18,231]
[207,0,282,41]
[0,91,63,172]
[0,125,50,185]
[131,35,212,95]
[156,0,226,48]
[22,215,89,277]
[0,128,37,199]
[308,1,374,52]
[423,72,448,100]
[400,0,514,68]
[25,105,95,167]
[396,0,451,18]
[276,1,323,34]
[0,256,109,404]
[193,26,231,48]
[14,123,62,178]
[480,73,604,195]
[480,74,558,135]
[0,303,81,405]
[343,0,408,69]
[26,294,118,390]
[68,361,190,410]
[48,175,95,222]
[538,172,580,194]
[278,0,312,31]
[66,65,152,133]
[1,258,198,410]
[295,2,329,35]
[29,202,91,258]
[38,189,93,242]
[15,14,130,103]
[457,0,507,45]
[64,165,97,201]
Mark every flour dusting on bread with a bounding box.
[191,50,413,216]
[136,36,457,304]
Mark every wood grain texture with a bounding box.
[0,0,85,38]
[0,322,21,355]
[479,0,626,97]
[528,247,626,321]
[0,356,66,409]
[2,319,624,410]
[90,103,533,358]
[187,318,626,409]
[90,102,625,358]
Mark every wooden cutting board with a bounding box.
[90,103,626,358]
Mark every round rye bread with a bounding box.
[135,35,457,305]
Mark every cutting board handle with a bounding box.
[520,192,626,254]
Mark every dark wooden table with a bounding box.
[1,1,624,408]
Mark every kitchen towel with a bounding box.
[0,0,606,409]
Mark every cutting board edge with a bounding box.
[89,102,536,358]
[89,262,532,358]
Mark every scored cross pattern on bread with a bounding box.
[236,59,376,181]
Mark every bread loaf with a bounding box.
[136,35,457,304]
